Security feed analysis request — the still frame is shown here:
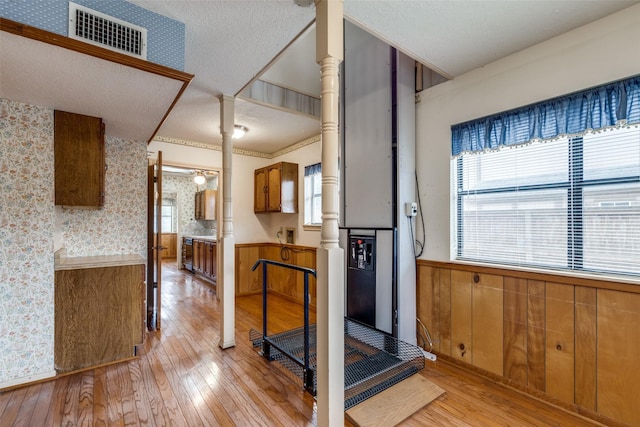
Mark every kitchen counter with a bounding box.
[185,235,217,242]
[54,249,145,271]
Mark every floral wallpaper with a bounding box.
[0,99,56,385]
[0,98,148,386]
[162,174,217,267]
[58,136,147,258]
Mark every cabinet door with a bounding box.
[254,168,267,212]
[193,240,201,272]
[198,241,207,273]
[194,191,202,219]
[279,162,298,213]
[204,242,213,276]
[267,164,282,212]
[54,110,105,207]
[203,190,216,220]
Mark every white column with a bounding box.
[315,1,344,425]
[218,94,236,349]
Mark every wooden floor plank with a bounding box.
[0,260,612,427]
[13,384,42,426]
[25,379,55,426]
[77,371,94,426]
[127,358,157,427]
[92,367,108,426]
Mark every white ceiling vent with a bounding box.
[68,2,147,60]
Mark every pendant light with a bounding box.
[194,171,206,185]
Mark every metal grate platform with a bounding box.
[251,318,424,410]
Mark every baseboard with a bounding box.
[0,369,56,391]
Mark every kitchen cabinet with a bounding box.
[54,110,105,208]
[195,189,216,220]
[54,255,145,372]
[254,162,298,213]
[192,237,217,283]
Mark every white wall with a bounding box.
[148,138,322,247]
[415,4,640,261]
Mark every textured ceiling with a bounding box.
[140,0,638,155]
[0,30,187,142]
[4,0,638,156]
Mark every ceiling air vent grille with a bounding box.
[68,2,147,59]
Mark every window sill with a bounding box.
[303,224,321,231]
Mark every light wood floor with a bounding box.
[0,261,605,426]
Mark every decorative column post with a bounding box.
[218,94,236,349]
[315,0,344,425]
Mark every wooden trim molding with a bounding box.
[1,18,193,81]
[417,258,640,294]
[0,17,194,144]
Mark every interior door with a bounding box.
[147,152,163,330]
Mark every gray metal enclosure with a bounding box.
[341,20,417,342]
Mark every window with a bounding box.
[304,163,322,226]
[155,197,177,233]
[452,75,640,277]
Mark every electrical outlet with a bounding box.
[405,202,418,217]
[422,349,437,362]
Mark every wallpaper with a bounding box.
[0,98,148,386]
[59,136,148,258]
[0,99,56,385]
[162,174,217,267]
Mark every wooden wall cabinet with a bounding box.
[54,263,144,372]
[254,162,298,213]
[54,110,105,208]
[195,189,216,220]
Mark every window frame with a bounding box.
[304,163,322,228]
[455,131,640,277]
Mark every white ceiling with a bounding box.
[137,0,639,155]
[3,0,638,156]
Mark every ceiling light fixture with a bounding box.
[233,124,248,139]
[194,171,206,185]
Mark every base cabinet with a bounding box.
[54,263,144,372]
[192,238,217,283]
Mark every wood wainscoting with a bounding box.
[235,243,317,306]
[417,260,640,427]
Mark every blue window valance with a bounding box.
[451,75,640,156]
[305,163,321,176]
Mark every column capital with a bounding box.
[218,95,235,135]
[315,0,343,63]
